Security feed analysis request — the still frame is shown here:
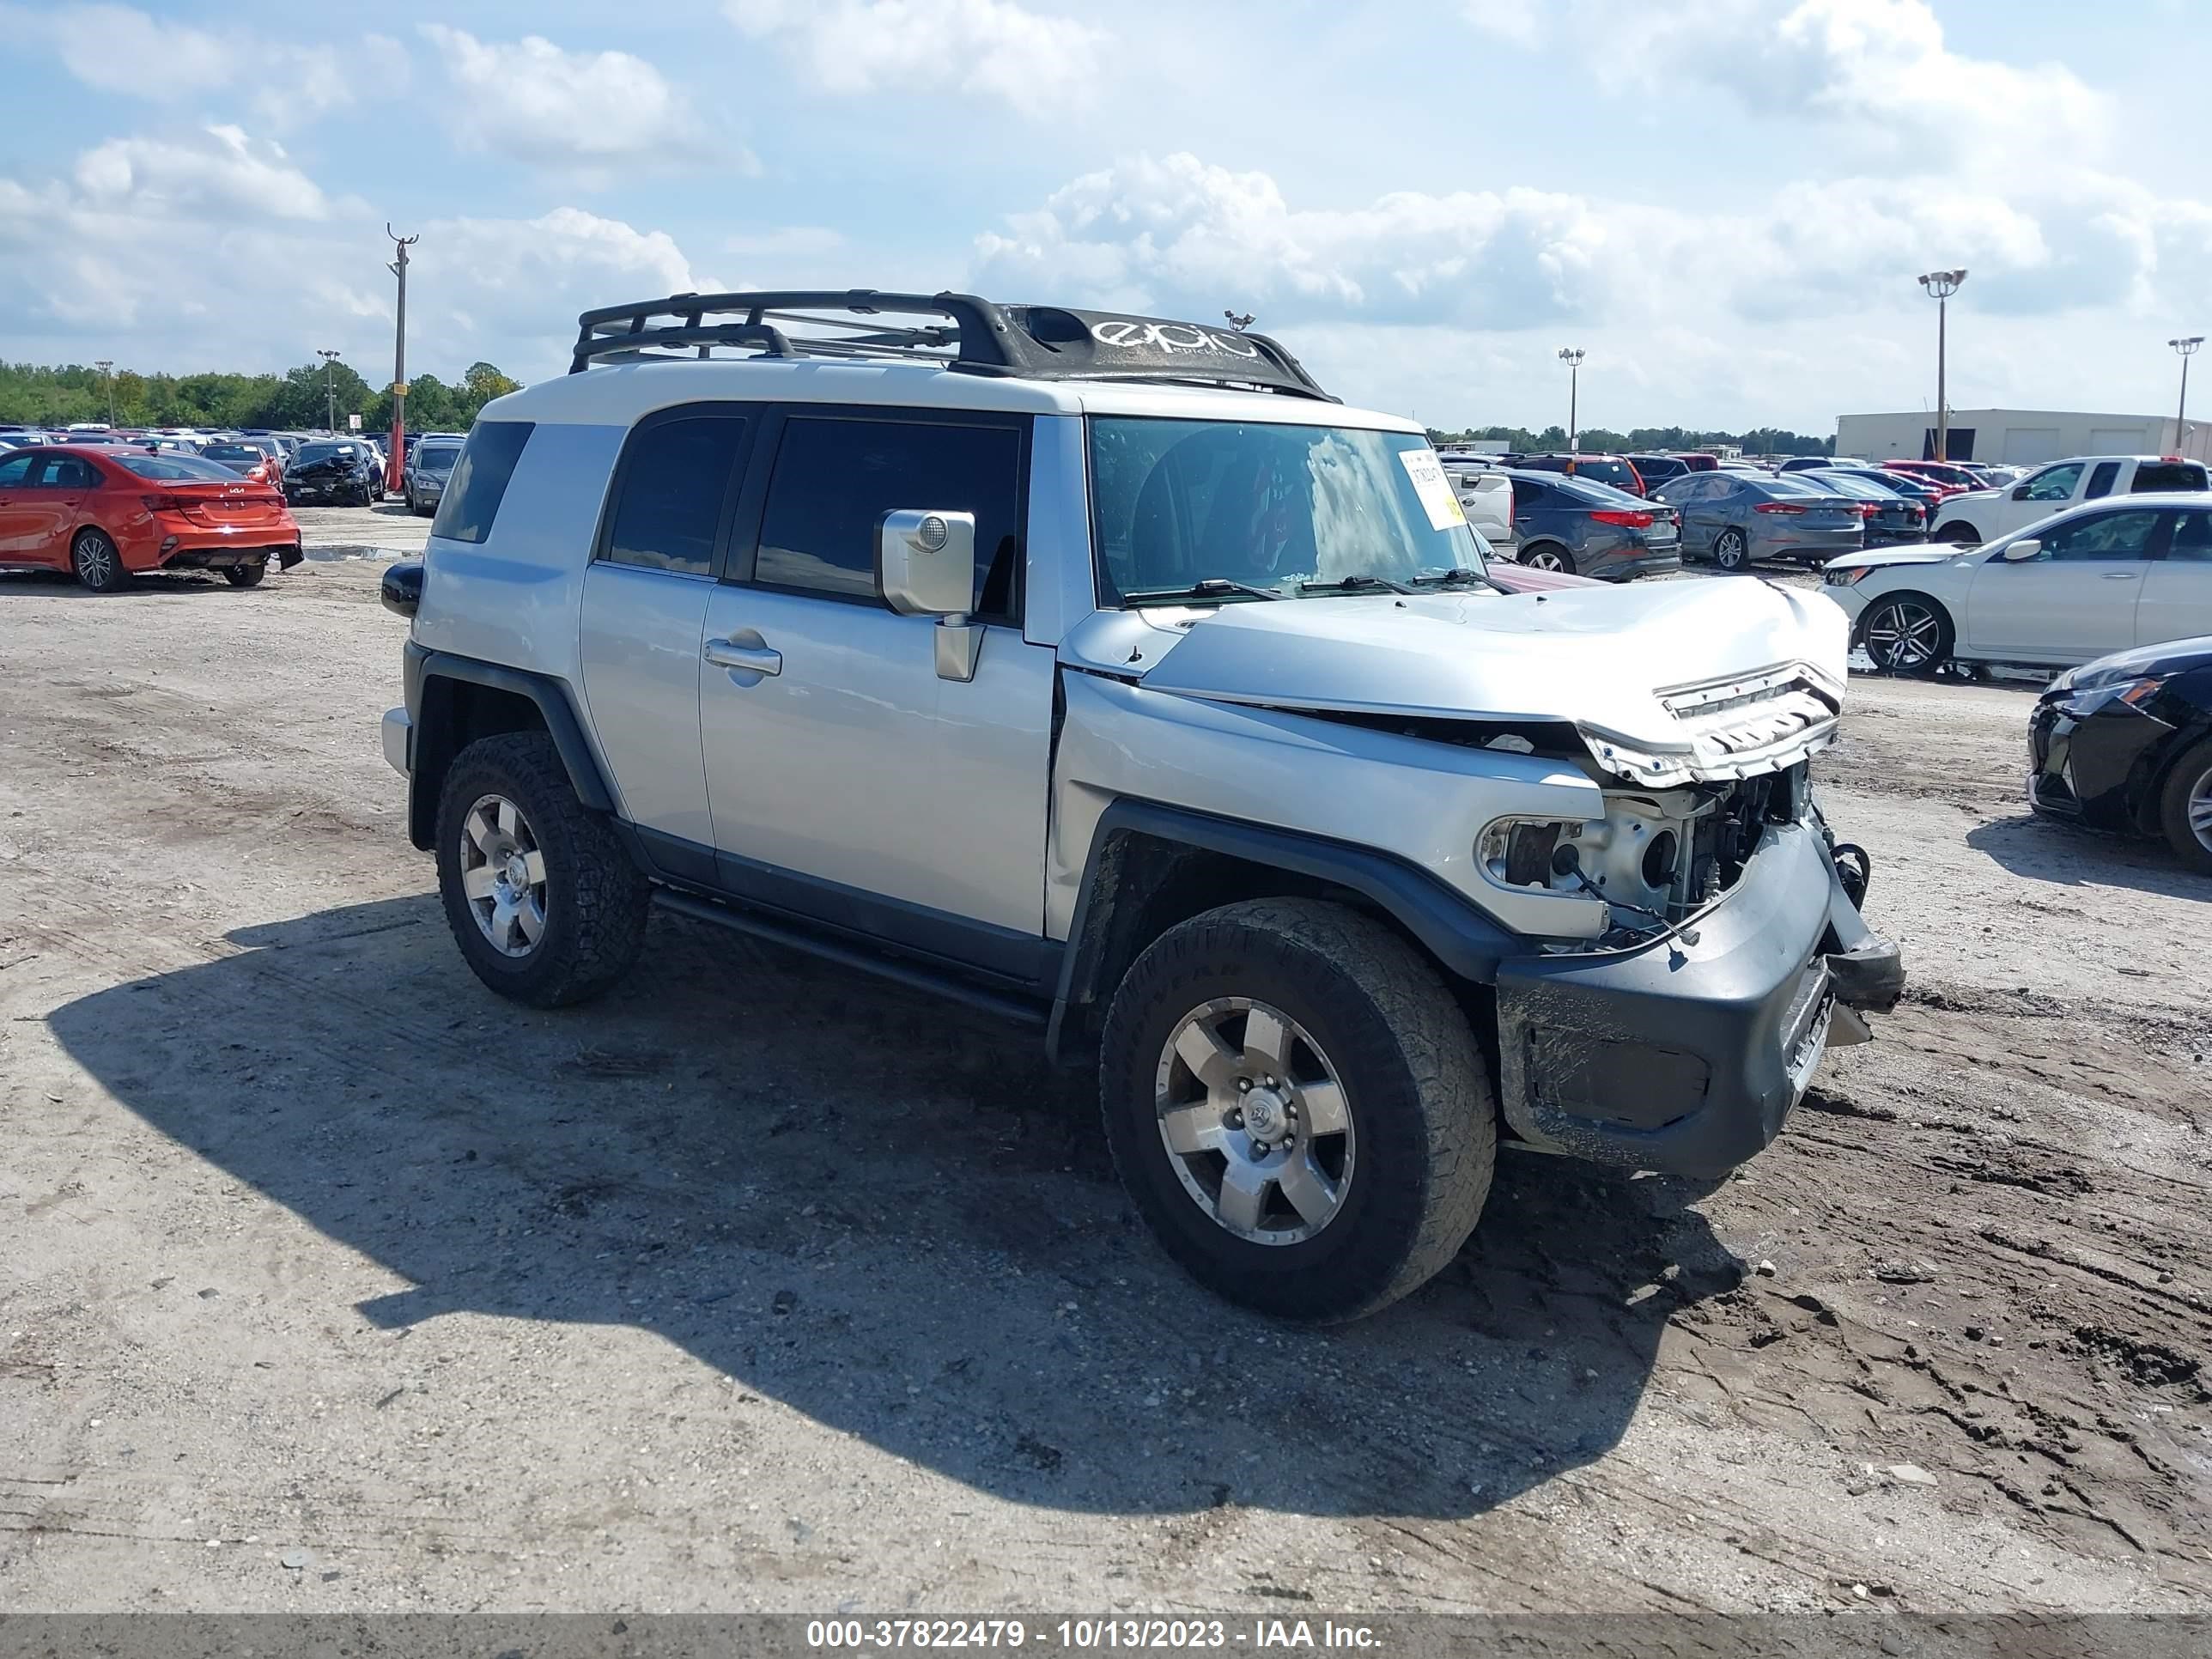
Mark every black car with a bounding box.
[1504,469,1681,580]
[283,441,379,507]
[2028,635,2212,873]
[1822,465,1946,510]
[1627,453,1692,487]
[1796,469,1928,546]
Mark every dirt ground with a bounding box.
[1,560,2206,1614]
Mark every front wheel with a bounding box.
[1713,527,1750,572]
[1858,592,1954,677]
[1100,897,1496,1322]
[2157,737,2212,876]
[434,732,651,1007]
[72,529,131,592]
[1937,521,1980,545]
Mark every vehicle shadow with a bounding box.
[1966,812,2207,897]
[46,895,1741,1521]
[0,568,233,597]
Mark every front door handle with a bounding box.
[2100,570,2138,580]
[702,636,782,676]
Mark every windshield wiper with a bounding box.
[1297,574,1413,595]
[1123,578,1287,605]
[1408,568,1486,587]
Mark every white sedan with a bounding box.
[1820,493,2212,675]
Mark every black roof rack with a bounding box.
[568,289,1334,401]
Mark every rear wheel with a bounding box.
[2156,737,2212,876]
[1100,897,1495,1323]
[71,528,130,592]
[1713,527,1750,572]
[222,561,266,588]
[1859,591,1954,677]
[1521,543,1574,574]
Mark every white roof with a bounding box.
[482,356,1423,435]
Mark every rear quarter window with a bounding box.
[431,421,535,544]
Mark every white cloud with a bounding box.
[419,27,729,182]
[1571,0,2108,166]
[0,3,398,129]
[725,0,1106,117]
[1461,0,1540,47]
[72,125,330,221]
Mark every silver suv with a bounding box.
[380,289,1903,1322]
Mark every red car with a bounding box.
[0,444,302,592]
[1878,458,1978,499]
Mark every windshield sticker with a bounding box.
[1399,449,1468,532]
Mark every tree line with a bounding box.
[0,358,523,434]
[1427,423,1834,458]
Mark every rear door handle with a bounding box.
[2101,570,2139,580]
[702,636,782,676]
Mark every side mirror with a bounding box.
[877,509,975,617]
[2001,538,2041,562]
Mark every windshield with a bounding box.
[1088,416,1486,603]
[297,443,356,464]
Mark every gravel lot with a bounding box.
[1,558,2206,1613]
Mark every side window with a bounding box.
[599,413,750,577]
[431,421,534,545]
[2021,462,2083,501]
[2134,461,2209,493]
[36,456,99,489]
[2083,461,2120,500]
[752,416,1024,617]
[2034,509,2161,562]
[0,453,39,488]
[2166,510,2212,562]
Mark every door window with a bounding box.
[2018,463,2083,501]
[2166,510,2212,562]
[33,455,99,489]
[2023,509,2162,562]
[0,453,34,488]
[753,416,1023,618]
[2083,461,2120,500]
[599,411,750,577]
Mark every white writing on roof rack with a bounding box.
[1089,320,1261,359]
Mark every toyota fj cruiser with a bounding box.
[380,289,1903,1322]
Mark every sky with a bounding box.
[0,0,2206,435]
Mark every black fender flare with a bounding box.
[1044,799,1521,1064]
[405,647,616,848]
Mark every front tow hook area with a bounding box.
[1824,842,1905,1014]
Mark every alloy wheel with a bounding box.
[1153,997,1355,1245]
[2189,765,2212,855]
[75,534,116,587]
[1524,549,1567,571]
[1715,531,1747,571]
[1865,599,1942,672]
[458,793,548,957]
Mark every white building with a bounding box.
[1833,407,2211,467]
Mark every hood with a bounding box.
[1945,487,2001,507]
[1826,544,1961,572]
[2050,633,2212,692]
[1062,579,1849,787]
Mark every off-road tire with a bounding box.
[2156,736,2212,877]
[222,562,266,587]
[434,732,649,1008]
[1713,527,1750,571]
[1100,897,1495,1323]
[71,528,131,592]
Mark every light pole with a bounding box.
[1558,347,1585,451]
[385,224,420,497]
[317,349,342,433]
[94,360,114,426]
[1917,269,1967,461]
[2171,336,2203,452]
